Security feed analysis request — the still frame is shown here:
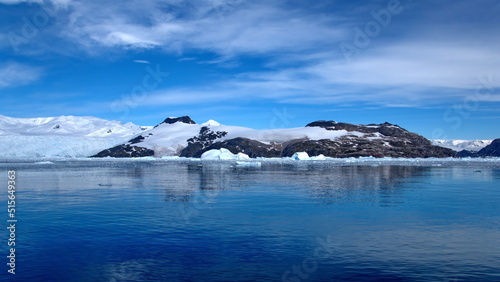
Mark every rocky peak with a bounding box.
[477,138,500,157]
[155,116,196,128]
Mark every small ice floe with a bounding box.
[35,161,54,164]
[201,148,250,160]
[290,152,326,160]
[236,161,262,167]
[310,154,326,160]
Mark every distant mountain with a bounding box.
[0,115,145,137]
[93,116,455,158]
[2,114,496,159]
[477,139,500,157]
[431,139,494,157]
[431,139,492,152]
[0,115,146,157]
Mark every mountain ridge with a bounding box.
[0,114,497,158]
[92,115,457,158]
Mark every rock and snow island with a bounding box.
[91,115,463,159]
[1,114,498,159]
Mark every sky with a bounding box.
[0,0,499,139]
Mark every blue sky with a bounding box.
[0,0,499,139]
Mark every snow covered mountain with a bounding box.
[0,115,146,137]
[431,139,492,152]
[93,116,455,158]
[0,115,147,157]
[3,114,496,159]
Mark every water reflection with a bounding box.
[1,159,499,281]
[162,163,431,207]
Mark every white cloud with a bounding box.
[0,0,42,4]
[133,60,150,64]
[3,0,500,109]
[41,0,344,56]
[0,62,42,88]
[311,41,500,90]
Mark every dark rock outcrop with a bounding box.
[128,135,146,144]
[477,138,500,157]
[456,150,478,158]
[91,118,456,158]
[92,144,154,158]
[298,121,455,158]
[307,121,431,146]
[179,126,228,157]
[182,137,282,158]
[154,116,196,128]
[282,137,454,158]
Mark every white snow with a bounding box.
[0,135,131,158]
[201,120,222,126]
[217,126,353,144]
[201,149,250,160]
[0,115,146,158]
[139,122,202,156]
[0,115,144,137]
[135,122,357,157]
[431,139,492,152]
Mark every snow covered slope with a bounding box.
[95,116,357,157]
[0,115,144,137]
[0,115,147,157]
[1,114,473,159]
[431,139,492,152]
[93,116,455,158]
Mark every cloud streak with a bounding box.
[0,62,42,88]
[1,0,499,113]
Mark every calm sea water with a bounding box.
[1,159,499,281]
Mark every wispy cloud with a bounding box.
[0,0,42,4]
[19,0,344,57]
[133,60,150,64]
[0,62,42,88]
[2,0,500,110]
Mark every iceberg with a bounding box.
[292,152,310,160]
[200,149,250,160]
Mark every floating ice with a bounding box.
[200,149,250,160]
[236,161,262,166]
[34,161,54,164]
[292,152,310,160]
[310,154,326,160]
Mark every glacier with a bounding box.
[0,115,145,158]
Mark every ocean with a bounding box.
[1,158,499,281]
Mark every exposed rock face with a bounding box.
[92,144,154,158]
[477,138,500,157]
[456,150,478,158]
[297,121,455,158]
[194,137,282,158]
[181,135,281,158]
[92,117,456,158]
[154,116,196,128]
[282,137,453,158]
[306,121,430,145]
[180,126,228,157]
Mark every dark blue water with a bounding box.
[1,159,499,281]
